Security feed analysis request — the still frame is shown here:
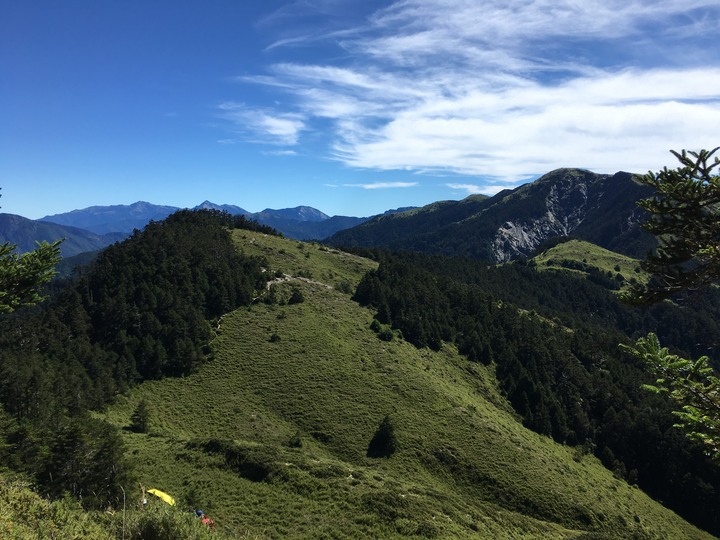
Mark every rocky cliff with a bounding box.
[328,168,654,261]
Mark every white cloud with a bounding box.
[217,102,306,146]
[234,0,720,181]
[446,183,482,195]
[344,181,418,189]
[447,183,513,196]
[264,149,298,156]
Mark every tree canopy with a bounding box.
[623,148,720,463]
[0,209,271,509]
[0,188,63,314]
[622,333,720,462]
[624,147,720,305]
[0,240,62,313]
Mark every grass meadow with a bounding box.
[532,239,648,285]
[95,232,711,539]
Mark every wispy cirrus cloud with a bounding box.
[217,102,306,146]
[232,0,720,186]
[344,181,418,189]
[446,183,510,196]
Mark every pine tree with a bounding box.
[367,415,397,458]
[130,399,150,434]
[623,148,720,462]
[0,238,62,314]
[624,147,720,304]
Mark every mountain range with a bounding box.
[4,167,653,262]
[4,175,720,538]
[3,212,718,538]
[328,168,655,261]
[38,201,371,242]
[0,202,370,257]
[0,213,126,257]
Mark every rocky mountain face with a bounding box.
[328,168,654,261]
[490,169,652,261]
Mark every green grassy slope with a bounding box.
[0,476,113,539]
[102,231,712,539]
[532,239,649,285]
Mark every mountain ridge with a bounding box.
[0,213,126,257]
[15,167,653,257]
[2,211,718,538]
[328,168,654,261]
[36,201,375,242]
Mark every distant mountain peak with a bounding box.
[40,202,180,234]
[192,201,248,215]
[329,169,654,262]
[35,201,366,241]
[256,206,329,222]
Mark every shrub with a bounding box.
[288,288,305,305]
[121,504,218,540]
[288,431,302,448]
[367,415,397,458]
[335,280,353,294]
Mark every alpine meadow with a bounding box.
[5,0,720,536]
[2,148,720,540]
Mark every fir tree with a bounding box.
[130,399,150,434]
[367,415,397,458]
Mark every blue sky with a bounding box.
[2,1,719,219]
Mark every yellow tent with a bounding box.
[147,488,176,506]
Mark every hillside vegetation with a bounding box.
[531,239,650,286]
[98,230,712,539]
[1,214,717,539]
[328,169,654,262]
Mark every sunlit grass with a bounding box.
[99,234,711,539]
[532,239,650,286]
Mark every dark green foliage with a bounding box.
[370,318,394,341]
[0,210,270,511]
[130,399,150,433]
[190,439,283,482]
[35,415,133,509]
[625,148,720,304]
[0,239,62,314]
[288,431,302,448]
[377,327,394,342]
[621,149,720,463]
[353,250,720,534]
[367,415,397,458]
[82,210,268,380]
[288,287,305,304]
[335,279,353,294]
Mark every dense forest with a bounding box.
[0,210,274,508]
[328,169,655,261]
[353,250,720,534]
[1,208,719,536]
